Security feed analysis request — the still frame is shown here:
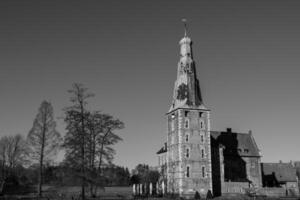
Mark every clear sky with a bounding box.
[0,0,300,170]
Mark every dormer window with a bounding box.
[244,149,249,153]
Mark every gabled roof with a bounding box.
[211,129,260,157]
[262,163,297,182]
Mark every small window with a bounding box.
[184,111,189,117]
[238,148,242,153]
[200,121,205,129]
[202,166,205,178]
[185,119,189,129]
[200,134,204,143]
[201,149,205,158]
[199,112,203,118]
[186,166,190,177]
[244,149,249,153]
[185,134,189,142]
[186,148,190,158]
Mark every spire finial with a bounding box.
[182,18,188,37]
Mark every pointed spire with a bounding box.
[182,18,188,37]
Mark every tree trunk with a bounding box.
[80,102,85,200]
[39,113,46,197]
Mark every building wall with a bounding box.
[211,140,262,196]
[167,109,212,197]
[243,157,262,187]
[222,182,249,194]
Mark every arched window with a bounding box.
[200,134,204,143]
[202,166,205,178]
[186,166,190,178]
[185,119,189,129]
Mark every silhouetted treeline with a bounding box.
[0,163,131,189]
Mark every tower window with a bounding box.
[186,166,190,178]
[201,149,205,158]
[202,166,205,178]
[200,121,205,129]
[199,112,203,118]
[184,119,189,129]
[186,148,190,158]
[185,134,189,142]
[184,110,189,117]
[200,134,204,143]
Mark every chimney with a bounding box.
[226,128,232,133]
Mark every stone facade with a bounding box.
[157,30,262,198]
[164,32,212,198]
[156,27,299,198]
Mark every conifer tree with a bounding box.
[27,101,61,196]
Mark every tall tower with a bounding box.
[166,22,212,197]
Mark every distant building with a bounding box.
[156,25,298,198]
[261,162,299,195]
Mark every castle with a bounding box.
[156,25,299,198]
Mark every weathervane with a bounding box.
[182,18,188,37]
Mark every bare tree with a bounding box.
[0,136,9,180]
[63,83,94,200]
[27,101,61,197]
[6,134,26,170]
[85,112,124,197]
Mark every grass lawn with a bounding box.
[42,185,132,199]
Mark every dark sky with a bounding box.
[1,0,300,169]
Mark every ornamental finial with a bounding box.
[182,18,188,37]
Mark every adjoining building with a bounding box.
[156,25,298,198]
[261,162,299,196]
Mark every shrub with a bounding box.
[194,191,201,199]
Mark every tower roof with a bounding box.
[168,22,206,113]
